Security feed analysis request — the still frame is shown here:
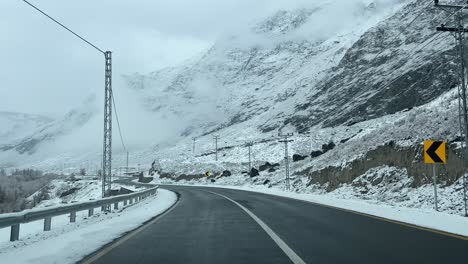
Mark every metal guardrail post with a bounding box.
[70,212,76,223]
[1,186,158,242]
[10,224,20,241]
[44,217,51,231]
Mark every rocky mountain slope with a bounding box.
[0,112,52,145]
[125,0,455,137]
[0,96,97,158]
[2,0,465,196]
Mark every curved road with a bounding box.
[83,185,468,264]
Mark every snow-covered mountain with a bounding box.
[124,0,454,137]
[0,96,97,156]
[1,0,464,196]
[0,112,52,145]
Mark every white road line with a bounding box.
[80,192,180,264]
[208,191,307,264]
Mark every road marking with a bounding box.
[262,194,468,241]
[80,191,180,264]
[208,191,306,264]
[197,186,468,241]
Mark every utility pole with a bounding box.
[192,137,196,155]
[246,142,253,170]
[102,51,113,198]
[279,133,294,191]
[435,1,468,216]
[126,152,129,175]
[309,128,313,153]
[214,135,220,161]
[22,0,114,199]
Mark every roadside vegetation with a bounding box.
[0,168,61,213]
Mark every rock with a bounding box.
[59,188,79,198]
[138,176,154,183]
[250,168,259,177]
[222,170,232,177]
[310,150,323,158]
[241,171,248,175]
[259,162,272,171]
[268,167,276,173]
[211,179,216,183]
[322,141,336,153]
[292,154,307,162]
[272,163,280,167]
[263,179,270,185]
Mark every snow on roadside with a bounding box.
[0,189,177,264]
[169,183,468,238]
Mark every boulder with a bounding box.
[250,168,259,177]
[292,154,307,162]
[221,170,232,177]
[138,176,154,183]
[268,167,276,173]
[310,150,323,158]
[322,141,336,153]
[259,162,272,171]
[59,188,79,198]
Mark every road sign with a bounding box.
[424,140,446,164]
[204,171,210,177]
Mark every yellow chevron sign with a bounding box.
[204,171,210,177]
[424,141,446,164]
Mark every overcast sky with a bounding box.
[0,0,313,116]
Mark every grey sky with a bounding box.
[0,0,309,116]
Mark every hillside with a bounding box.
[0,112,52,145]
[1,0,466,216]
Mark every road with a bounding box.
[83,185,468,264]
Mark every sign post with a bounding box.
[424,140,446,211]
[432,165,438,212]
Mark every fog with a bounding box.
[0,0,407,165]
[0,0,322,116]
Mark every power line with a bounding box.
[372,31,446,102]
[111,90,127,152]
[304,1,437,104]
[23,0,114,200]
[22,0,105,54]
[369,0,434,60]
[434,1,468,217]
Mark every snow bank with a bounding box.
[0,189,177,264]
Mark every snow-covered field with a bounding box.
[0,188,177,264]
[169,182,468,238]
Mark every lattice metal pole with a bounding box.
[214,135,220,161]
[246,142,253,170]
[279,133,293,191]
[192,137,196,154]
[102,51,113,198]
[435,1,468,216]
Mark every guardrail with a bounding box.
[0,186,158,241]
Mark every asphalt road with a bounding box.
[84,185,468,264]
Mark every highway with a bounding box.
[83,185,468,264]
